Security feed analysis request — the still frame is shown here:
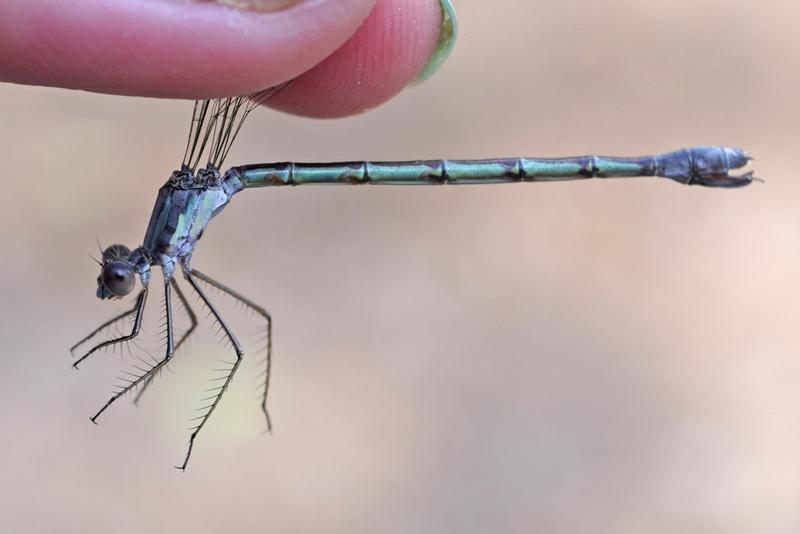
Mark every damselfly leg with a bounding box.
[90,278,174,423]
[178,268,246,471]
[70,308,139,357]
[75,268,264,469]
[71,287,149,369]
[133,278,199,405]
[191,269,273,431]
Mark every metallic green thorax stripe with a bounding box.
[226,147,752,190]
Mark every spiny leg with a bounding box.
[191,269,273,431]
[70,308,137,357]
[179,268,245,471]
[90,278,174,423]
[73,287,149,369]
[133,278,198,406]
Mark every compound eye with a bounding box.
[101,261,135,297]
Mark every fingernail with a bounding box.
[414,0,458,84]
[213,0,303,12]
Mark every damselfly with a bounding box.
[70,85,754,470]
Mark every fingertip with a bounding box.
[264,0,444,118]
[0,0,450,119]
[0,0,377,98]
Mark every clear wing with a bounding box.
[181,82,292,173]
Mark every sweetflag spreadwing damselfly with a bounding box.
[69,8,755,471]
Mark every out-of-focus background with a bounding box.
[2,1,799,532]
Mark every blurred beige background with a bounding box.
[2,1,799,532]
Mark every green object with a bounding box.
[415,0,458,83]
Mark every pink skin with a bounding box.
[0,0,442,118]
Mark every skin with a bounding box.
[0,0,444,118]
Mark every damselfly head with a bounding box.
[96,244,135,300]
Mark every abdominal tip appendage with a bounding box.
[723,147,751,170]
